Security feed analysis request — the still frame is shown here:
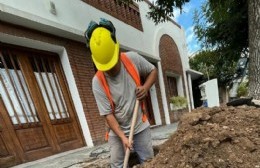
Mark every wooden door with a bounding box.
[144,91,155,125]
[140,77,155,125]
[167,76,178,97]
[0,47,84,167]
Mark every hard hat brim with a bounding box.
[93,42,120,71]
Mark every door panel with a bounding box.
[16,127,50,151]
[0,97,21,168]
[0,130,16,168]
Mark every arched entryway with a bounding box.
[159,34,185,122]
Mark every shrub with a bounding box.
[237,81,248,97]
[170,96,187,110]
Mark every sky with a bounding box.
[155,0,207,56]
[169,0,206,56]
[172,0,207,56]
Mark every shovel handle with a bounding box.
[123,100,140,168]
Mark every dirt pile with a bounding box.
[139,105,260,168]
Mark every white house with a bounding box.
[0,0,201,167]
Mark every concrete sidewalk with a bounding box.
[12,123,178,168]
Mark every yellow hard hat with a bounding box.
[90,27,119,71]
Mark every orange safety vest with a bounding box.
[95,52,147,141]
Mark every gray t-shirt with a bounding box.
[92,51,155,136]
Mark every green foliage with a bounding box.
[193,0,248,59]
[147,0,190,24]
[189,50,217,79]
[189,50,236,86]
[237,81,249,97]
[170,96,187,109]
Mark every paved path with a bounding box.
[12,123,178,168]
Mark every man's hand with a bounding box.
[136,68,158,100]
[136,86,148,100]
[121,136,133,151]
[105,114,133,151]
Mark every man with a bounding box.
[85,18,157,167]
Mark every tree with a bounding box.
[189,51,216,81]
[192,0,252,99]
[120,0,190,24]
[193,0,248,65]
[189,50,236,87]
[194,0,248,57]
[248,0,260,99]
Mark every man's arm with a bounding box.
[136,68,158,100]
[105,114,132,150]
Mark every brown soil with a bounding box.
[139,105,260,168]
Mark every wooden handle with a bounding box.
[123,100,140,168]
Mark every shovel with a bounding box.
[123,99,140,168]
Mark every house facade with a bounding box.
[0,0,201,167]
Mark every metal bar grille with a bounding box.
[0,53,29,123]
[41,57,63,119]
[33,57,57,121]
[31,57,69,121]
[10,55,38,123]
[48,60,69,118]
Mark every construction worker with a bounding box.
[85,18,158,168]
